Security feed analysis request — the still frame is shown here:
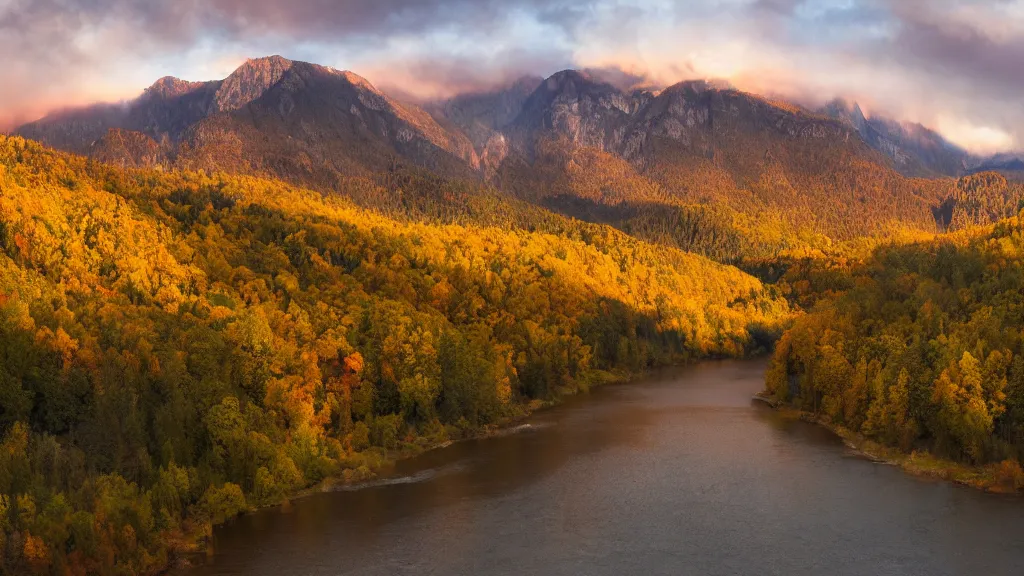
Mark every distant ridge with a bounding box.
[13,54,1019,252]
[822,98,970,177]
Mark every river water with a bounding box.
[185,360,1024,576]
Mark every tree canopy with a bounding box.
[0,135,789,574]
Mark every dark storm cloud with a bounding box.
[884,1,1024,97]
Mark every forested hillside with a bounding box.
[766,214,1024,486]
[18,59,994,267]
[0,135,789,573]
[495,134,955,262]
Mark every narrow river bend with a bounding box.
[185,360,1024,576]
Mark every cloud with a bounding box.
[563,0,1024,153]
[0,0,579,129]
[363,51,565,103]
[343,6,574,101]
[884,1,1024,99]
[1,0,1022,154]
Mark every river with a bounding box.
[184,359,1024,576]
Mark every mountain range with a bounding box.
[13,55,1024,258]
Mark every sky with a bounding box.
[0,0,1022,154]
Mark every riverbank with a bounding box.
[755,395,1024,496]
[176,359,1024,576]
[166,367,633,572]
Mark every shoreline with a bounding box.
[754,394,1024,496]
[170,367,1017,573]
[165,367,639,573]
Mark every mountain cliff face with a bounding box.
[213,55,294,113]
[628,81,863,168]
[425,75,542,151]
[489,72,945,242]
[498,74,869,171]
[507,70,645,153]
[823,98,969,177]
[172,60,480,184]
[123,77,220,143]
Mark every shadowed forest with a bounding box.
[0,136,789,573]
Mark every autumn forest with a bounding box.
[3,53,1024,575]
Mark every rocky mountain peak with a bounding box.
[823,98,868,132]
[144,76,206,100]
[283,62,387,98]
[16,55,1007,184]
[520,69,634,120]
[214,55,294,112]
[662,79,717,95]
[507,70,644,154]
[537,70,616,97]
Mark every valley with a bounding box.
[2,53,1024,575]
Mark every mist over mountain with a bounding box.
[13,54,1024,259]
[970,152,1024,178]
[22,55,1016,182]
[422,75,543,150]
[5,0,1024,158]
[821,98,972,178]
